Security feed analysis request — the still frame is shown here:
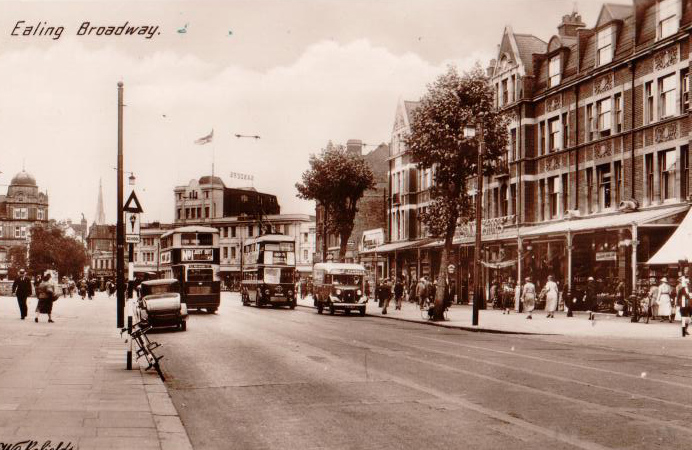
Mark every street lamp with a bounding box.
[465,123,483,327]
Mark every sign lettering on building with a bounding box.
[595,251,617,262]
[456,215,516,239]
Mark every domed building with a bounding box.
[0,170,49,279]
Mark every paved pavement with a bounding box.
[0,291,192,450]
[156,292,692,450]
[296,295,690,339]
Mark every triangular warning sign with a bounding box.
[123,191,144,213]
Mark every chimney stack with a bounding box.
[557,11,585,38]
[486,59,496,78]
[346,139,363,157]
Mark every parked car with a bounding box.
[136,278,188,331]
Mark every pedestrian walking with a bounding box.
[544,275,559,318]
[514,279,522,313]
[416,277,428,310]
[656,277,673,322]
[502,278,514,315]
[87,278,96,300]
[677,276,690,337]
[380,278,392,314]
[393,278,404,310]
[522,277,536,319]
[12,269,32,320]
[35,272,57,323]
[409,277,418,304]
[584,276,598,320]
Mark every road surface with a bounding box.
[154,292,692,450]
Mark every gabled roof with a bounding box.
[513,33,548,73]
[403,100,420,125]
[596,3,633,28]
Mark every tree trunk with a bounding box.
[338,230,349,263]
[322,207,328,262]
[432,224,456,321]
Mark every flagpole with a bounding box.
[211,133,215,222]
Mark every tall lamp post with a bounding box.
[467,123,484,327]
[116,82,125,329]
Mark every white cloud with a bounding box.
[0,36,490,224]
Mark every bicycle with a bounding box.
[121,321,165,381]
[419,298,449,321]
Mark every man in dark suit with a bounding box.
[12,269,32,319]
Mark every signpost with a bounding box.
[122,189,143,370]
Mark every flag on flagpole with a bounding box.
[194,129,214,145]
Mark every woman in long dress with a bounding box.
[656,277,673,323]
[544,275,559,318]
[35,272,55,323]
[522,277,536,320]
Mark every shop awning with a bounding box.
[521,205,688,238]
[648,207,692,265]
[360,238,437,255]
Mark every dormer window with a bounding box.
[548,56,561,88]
[597,26,614,66]
[658,0,680,39]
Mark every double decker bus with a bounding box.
[159,226,221,313]
[241,233,296,308]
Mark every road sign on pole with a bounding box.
[123,191,144,213]
[125,212,140,244]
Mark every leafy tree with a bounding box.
[7,245,28,279]
[407,65,508,320]
[296,142,376,262]
[28,221,88,279]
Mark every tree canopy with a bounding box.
[7,245,27,279]
[28,222,88,279]
[407,64,508,320]
[296,142,376,261]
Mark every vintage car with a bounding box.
[312,263,368,316]
[136,278,188,331]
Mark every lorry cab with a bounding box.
[312,263,368,316]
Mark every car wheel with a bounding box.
[255,291,262,308]
[290,300,296,310]
[359,307,366,317]
[329,305,335,315]
[317,303,323,314]
[207,307,217,314]
[180,321,187,331]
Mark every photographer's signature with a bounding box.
[0,441,74,450]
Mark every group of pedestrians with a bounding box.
[11,269,59,323]
[376,277,405,315]
[10,269,107,323]
[646,273,691,336]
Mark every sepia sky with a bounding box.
[0,0,628,224]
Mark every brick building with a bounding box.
[372,0,692,302]
[315,139,389,268]
[175,175,315,286]
[0,171,49,279]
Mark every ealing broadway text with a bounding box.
[11,21,160,40]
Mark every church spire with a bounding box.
[94,178,105,225]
